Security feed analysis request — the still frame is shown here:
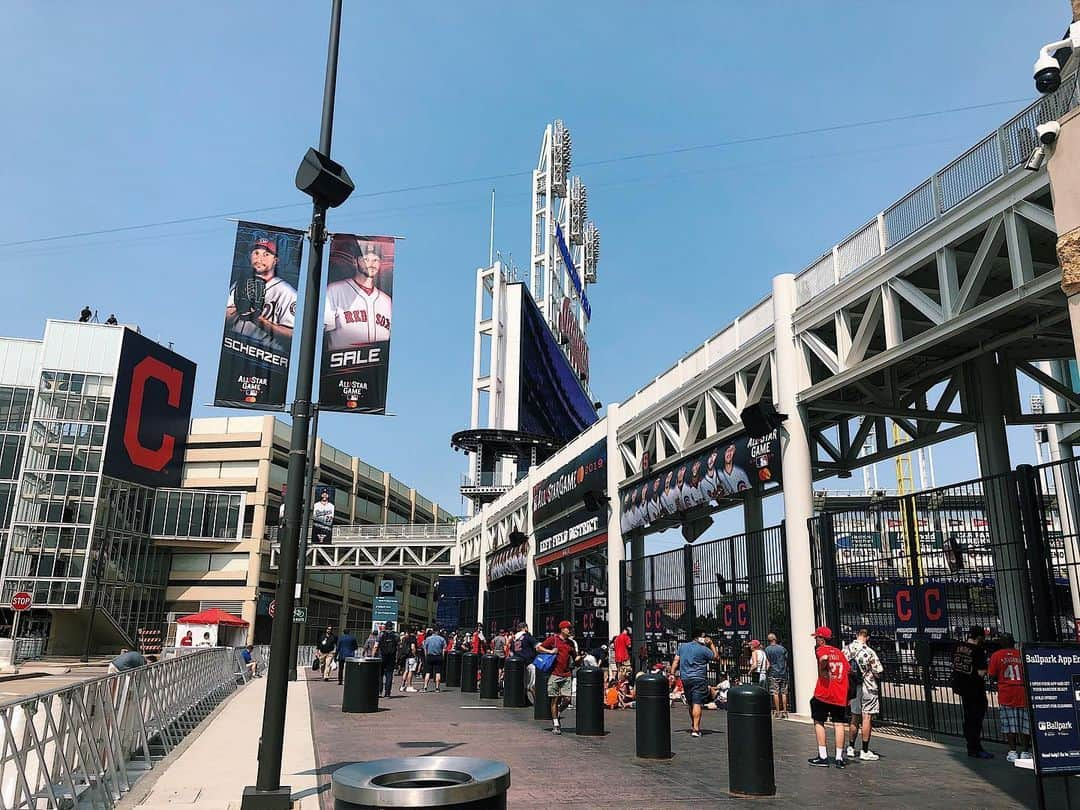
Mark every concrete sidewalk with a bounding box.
[123,673,320,810]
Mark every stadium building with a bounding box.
[0,319,451,656]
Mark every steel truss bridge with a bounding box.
[614,76,1080,487]
[269,523,457,571]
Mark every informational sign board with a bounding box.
[292,606,307,624]
[1022,642,1080,778]
[720,598,751,640]
[892,583,949,639]
[373,596,400,624]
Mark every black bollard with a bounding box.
[460,652,479,693]
[634,671,671,759]
[480,654,500,699]
[533,667,551,720]
[575,666,605,736]
[445,650,462,688]
[341,657,380,714]
[727,684,775,796]
[503,657,526,708]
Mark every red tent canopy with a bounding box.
[176,608,249,627]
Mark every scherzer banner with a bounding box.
[319,234,396,413]
[214,221,304,410]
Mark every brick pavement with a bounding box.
[306,679,1060,808]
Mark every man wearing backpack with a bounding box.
[373,621,399,698]
[808,626,851,769]
[952,626,993,759]
[843,628,884,761]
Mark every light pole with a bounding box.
[242,1,352,806]
[288,404,319,681]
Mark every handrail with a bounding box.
[0,647,242,808]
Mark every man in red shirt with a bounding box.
[808,626,851,769]
[988,634,1030,763]
[536,620,579,735]
[613,627,632,682]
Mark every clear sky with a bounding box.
[0,1,1070,521]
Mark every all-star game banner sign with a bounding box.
[319,234,397,413]
[214,222,304,410]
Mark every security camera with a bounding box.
[1033,22,1079,95]
[1037,120,1061,146]
[1025,146,1046,172]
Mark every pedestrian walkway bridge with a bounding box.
[269,523,457,571]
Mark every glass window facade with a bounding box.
[0,385,32,563]
[150,489,242,540]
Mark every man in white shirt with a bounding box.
[325,239,393,350]
[716,444,752,494]
[311,488,335,545]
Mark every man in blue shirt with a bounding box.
[422,630,447,692]
[672,627,718,738]
[240,644,259,678]
[335,628,359,686]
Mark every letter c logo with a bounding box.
[895,588,913,622]
[724,603,733,628]
[924,586,942,622]
[124,356,183,471]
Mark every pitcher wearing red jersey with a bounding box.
[808,627,851,769]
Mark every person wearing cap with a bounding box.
[536,620,580,735]
[672,626,717,738]
[808,626,851,769]
[225,234,297,353]
[747,639,768,686]
[324,237,393,351]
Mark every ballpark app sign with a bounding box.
[214,222,304,410]
[104,330,196,488]
[319,234,397,414]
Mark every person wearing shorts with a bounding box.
[808,627,851,769]
[399,629,418,692]
[536,620,579,735]
[672,628,718,738]
[422,630,446,692]
[844,628,884,761]
[989,634,1031,763]
[765,633,790,718]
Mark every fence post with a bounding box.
[1016,464,1058,641]
[815,515,841,633]
[682,544,697,636]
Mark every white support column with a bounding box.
[772,274,817,715]
[605,406,625,637]
[477,506,490,625]
[524,475,537,629]
[1040,361,1080,621]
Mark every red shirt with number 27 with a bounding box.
[814,644,850,706]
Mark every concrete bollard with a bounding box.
[634,671,671,759]
[503,657,526,708]
[460,652,479,693]
[480,654,500,699]
[533,668,551,720]
[445,650,462,688]
[727,684,775,796]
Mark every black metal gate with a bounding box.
[621,524,792,687]
[810,458,1080,743]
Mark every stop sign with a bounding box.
[11,592,31,612]
[269,599,276,619]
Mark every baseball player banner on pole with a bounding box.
[319,234,396,413]
[214,221,304,410]
[311,485,335,545]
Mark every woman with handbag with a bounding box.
[748,639,769,685]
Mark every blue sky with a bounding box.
[0,1,1070,522]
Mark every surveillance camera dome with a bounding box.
[1037,120,1061,145]
[1036,65,1062,94]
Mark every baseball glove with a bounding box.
[234,275,267,321]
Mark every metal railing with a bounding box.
[0,647,241,808]
[265,522,457,544]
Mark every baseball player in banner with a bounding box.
[214,221,304,410]
[320,234,396,413]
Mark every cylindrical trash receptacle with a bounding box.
[575,666,605,736]
[342,657,380,714]
[445,650,462,688]
[727,684,775,796]
[503,657,526,708]
[460,652,479,693]
[634,671,671,759]
[533,667,551,720]
[480,654,500,699]
[333,756,510,810]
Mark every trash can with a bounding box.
[342,657,380,714]
[727,684,775,796]
[445,650,462,688]
[480,654,500,699]
[461,652,479,693]
[333,756,510,809]
[503,657,526,708]
[575,666,604,736]
[533,667,551,721]
[634,671,671,759]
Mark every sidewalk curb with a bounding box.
[115,680,249,810]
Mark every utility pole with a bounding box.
[288,405,319,681]
[242,1,351,806]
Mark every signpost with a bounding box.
[1021,642,1080,810]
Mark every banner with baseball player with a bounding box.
[311,485,335,545]
[319,234,396,413]
[618,430,780,534]
[214,221,304,410]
